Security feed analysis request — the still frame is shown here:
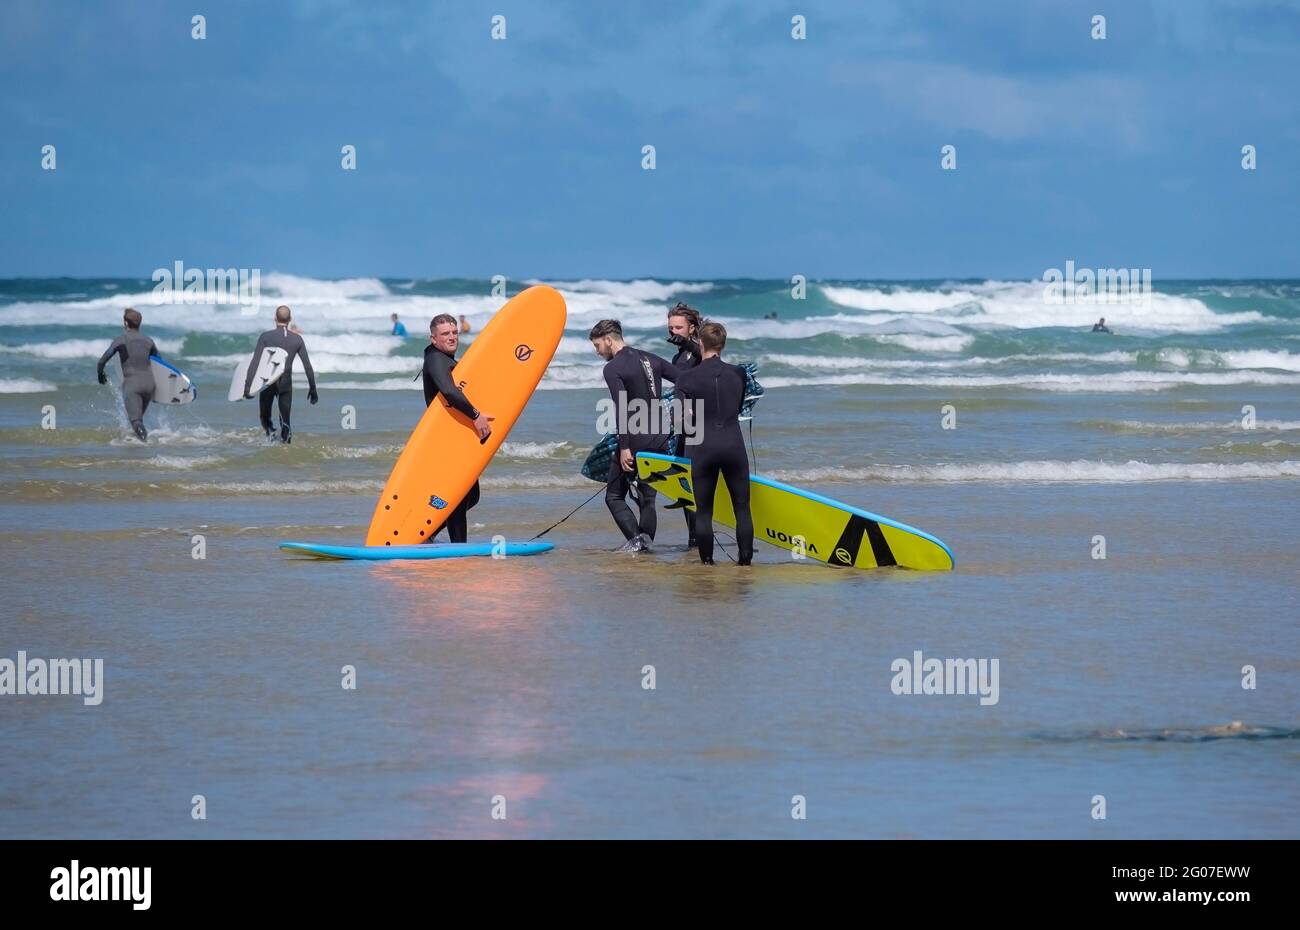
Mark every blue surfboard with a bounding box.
[279,540,554,561]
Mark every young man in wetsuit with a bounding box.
[95,307,157,442]
[243,305,318,442]
[424,313,494,543]
[665,302,704,547]
[590,319,679,552]
[391,313,408,336]
[674,321,754,566]
[1091,317,1112,333]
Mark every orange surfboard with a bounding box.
[365,285,567,546]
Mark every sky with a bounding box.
[1,0,1298,279]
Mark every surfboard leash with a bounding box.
[529,487,604,541]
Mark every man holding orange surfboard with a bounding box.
[422,313,493,542]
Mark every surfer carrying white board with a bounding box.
[590,318,680,552]
[674,321,753,566]
[95,307,157,442]
[423,313,493,543]
[244,305,318,443]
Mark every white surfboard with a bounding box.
[228,346,289,402]
[150,355,196,405]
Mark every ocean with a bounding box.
[1,275,1297,838]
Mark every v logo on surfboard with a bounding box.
[364,285,567,546]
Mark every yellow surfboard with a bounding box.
[637,452,954,570]
[366,286,567,546]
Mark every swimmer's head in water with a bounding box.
[589,319,623,360]
[430,313,458,353]
[275,305,292,325]
[123,307,142,330]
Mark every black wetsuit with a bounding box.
[96,329,158,440]
[423,343,481,543]
[602,345,679,541]
[244,325,317,442]
[675,356,753,565]
[668,334,703,544]
[1092,323,1112,333]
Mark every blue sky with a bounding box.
[2,0,1298,278]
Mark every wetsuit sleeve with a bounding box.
[604,365,632,452]
[296,336,317,392]
[428,352,479,419]
[243,333,269,397]
[656,355,681,384]
[96,336,125,379]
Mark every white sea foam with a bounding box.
[759,370,1300,392]
[0,337,184,359]
[498,441,575,459]
[820,280,1268,333]
[178,480,385,494]
[146,454,225,470]
[768,459,1300,484]
[1106,419,1300,433]
[318,378,421,391]
[480,473,590,489]
[260,272,390,300]
[540,279,714,301]
[760,351,1141,370]
[873,333,975,353]
[0,378,56,393]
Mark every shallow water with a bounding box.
[1,278,1298,837]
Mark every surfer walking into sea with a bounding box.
[390,313,408,336]
[590,318,679,552]
[244,305,318,443]
[675,321,753,566]
[95,307,157,442]
[666,302,704,547]
[1091,317,1112,333]
[423,313,494,543]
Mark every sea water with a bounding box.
[1,276,1297,837]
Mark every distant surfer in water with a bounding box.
[675,321,753,566]
[459,315,472,335]
[666,302,703,547]
[1091,317,1112,333]
[95,307,157,442]
[244,305,318,443]
[590,318,679,552]
[390,313,407,337]
[424,313,493,543]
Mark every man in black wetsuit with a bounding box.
[1091,317,1112,333]
[675,321,753,566]
[590,318,679,552]
[423,313,494,543]
[243,305,318,442]
[665,302,703,547]
[96,307,157,441]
